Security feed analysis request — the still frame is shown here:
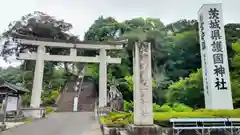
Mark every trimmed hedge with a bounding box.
[100,109,240,127]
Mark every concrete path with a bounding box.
[1,112,101,135]
[5,122,25,129]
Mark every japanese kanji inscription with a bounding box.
[198,4,233,109]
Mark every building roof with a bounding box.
[0,82,29,93]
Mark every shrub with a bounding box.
[159,104,173,112]
[124,100,133,112]
[42,89,60,106]
[100,109,240,126]
[50,90,59,100]
[172,103,193,112]
[194,108,213,112]
[100,112,133,127]
[46,106,54,114]
[23,118,33,123]
[153,103,162,112]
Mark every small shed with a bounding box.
[0,82,29,104]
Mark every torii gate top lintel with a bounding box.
[16,38,124,50]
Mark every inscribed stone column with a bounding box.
[198,4,233,109]
[99,49,107,107]
[30,45,45,118]
[133,42,140,124]
[134,42,153,125]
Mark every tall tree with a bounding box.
[0,11,83,91]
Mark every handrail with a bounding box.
[170,118,240,135]
[77,67,85,97]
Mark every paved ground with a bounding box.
[6,122,25,129]
[1,112,101,135]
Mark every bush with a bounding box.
[153,103,162,112]
[100,112,133,127]
[172,103,193,112]
[154,109,240,120]
[23,118,33,123]
[159,104,173,112]
[124,100,133,112]
[42,89,60,106]
[46,106,54,114]
[123,102,193,112]
[50,90,59,100]
[22,94,30,106]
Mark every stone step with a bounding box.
[57,79,97,112]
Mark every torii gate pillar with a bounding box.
[31,45,45,117]
[99,49,107,107]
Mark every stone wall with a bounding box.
[102,125,235,135]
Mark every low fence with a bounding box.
[21,107,46,119]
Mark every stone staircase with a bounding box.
[78,82,97,112]
[56,78,97,112]
[57,91,75,112]
[56,81,76,112]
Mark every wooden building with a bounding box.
[0,82,29,104]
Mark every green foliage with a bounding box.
[46,106,55,114]
[153,103,162,112]
[0,66,65,106]
[159,104,173,112]
[50,90,59,100]
[85,64,99,79]
[230,41,240,107]
[164,40,240,108]
[23,118,33,123]
[100,112,133,127]
[154,103,193,112]
[165,69,204,108]
[100,109,240,126]
[22,94,31,106]
[172,103,193,112]
[124,76,133,92]
[124,100,133,112]
[154,109,240,121]
[2,11,240,110]
[124,101,192,113]
[42,90,60,106]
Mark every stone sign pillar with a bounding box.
[133,42,153,125]
[198,3,233,109]
[30,45,45,118]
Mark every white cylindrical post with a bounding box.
[73,96,78,112]
[30,45,45,118]
[99,49,107,107]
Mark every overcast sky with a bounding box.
[0,0,239,67]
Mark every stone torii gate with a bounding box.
[16,38,123,117]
